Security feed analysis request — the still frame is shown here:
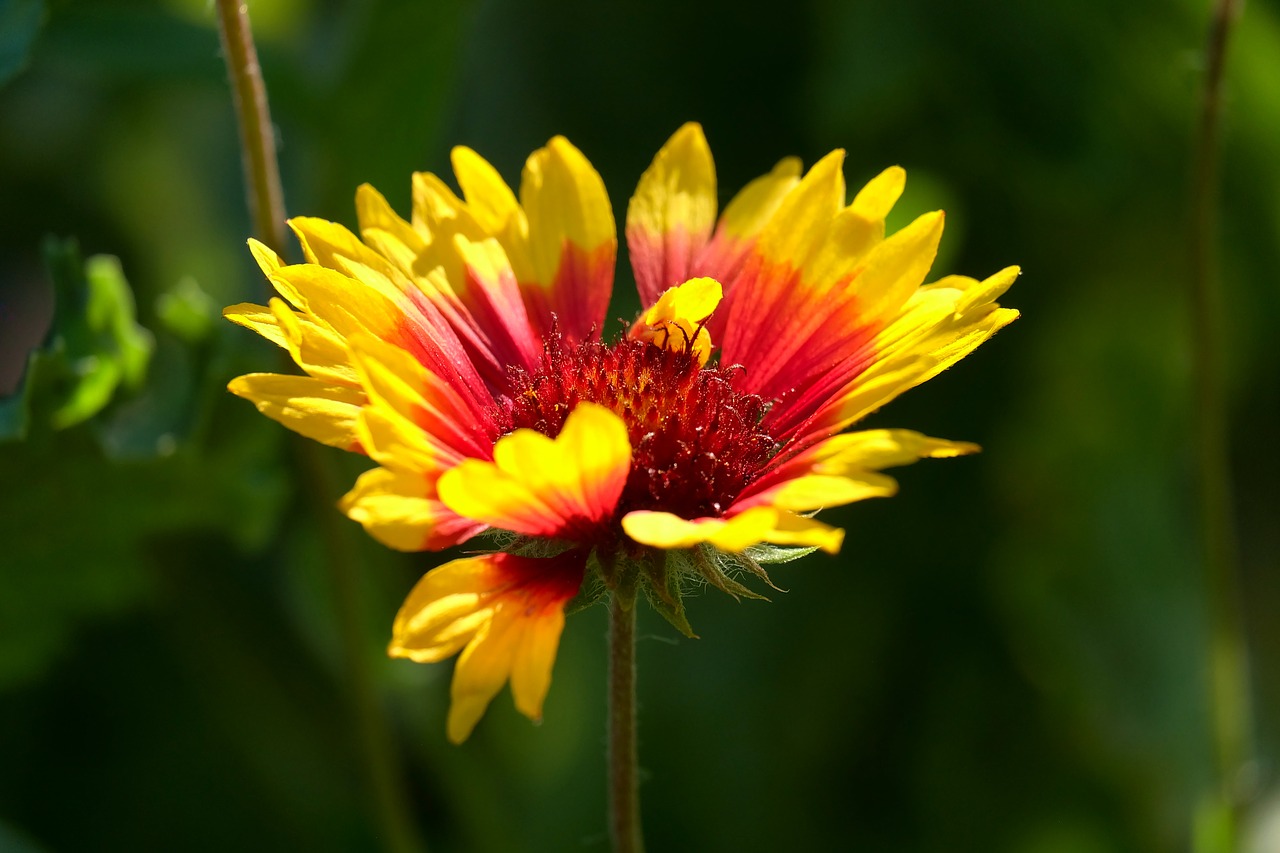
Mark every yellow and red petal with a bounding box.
[788,266,1020,442]
[695,157,803,306]
[267,297,360,386]
[227,373,366,451]
[628,277,722,365]
[359,180,544,386]
[443,233,543,375]
[340,466,484,552]
[288,216,514,392]
[623,427,974,556]
[626,122,718,306]
[736,428,979,513]
[518,137,616,341]
[437,402,631,539]
[714,151,848,374]
[266,261,493,415]
[741,210,946,437]
[719,171,940,422]
[388,551,586,743]
[348,332,496,464]
[622,506,845,555]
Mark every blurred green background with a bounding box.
[2,0,1278,850]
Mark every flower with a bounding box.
[225,123,1018,743]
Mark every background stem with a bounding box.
[608,596,645,853]
[301,444,425,853]
[215,4,424,850]
[1189,0,1251,839]
[215,0,287,258]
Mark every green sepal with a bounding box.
[564,571,608,616]
[487,532,577,559]
[693,545,769,602]
[722,549,787,593]
[640,550,697,639]
[743,543,820,565]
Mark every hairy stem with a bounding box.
[608,595,645,853]
[215,0,287,258]
[302,444,424,853]
[1190,0,1251,837]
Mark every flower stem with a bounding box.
[608,595,645,853]
[303,444,425,853]
[1189,0,1251,841]
[215,0,287,258]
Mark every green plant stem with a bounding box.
[608,595,645,853]
[1189,0,1251,831]
[214,5,423,851]
[215,0,287,259]
[302,445,424,853]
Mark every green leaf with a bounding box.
[0,238,155,440]
[0,0,45,86]
[84,255,151,390]
[155,276,217,345]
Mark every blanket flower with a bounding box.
[226,123,1018,742]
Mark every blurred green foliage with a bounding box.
[0,239,153,439]
[0,0,44,86]
[1,0,1278,852]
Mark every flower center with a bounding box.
[490,332,781,523]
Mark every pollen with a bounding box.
[491,332,781,522]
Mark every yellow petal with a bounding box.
[438,403,631,537]
[452,145,523,236]
[267,264,404,343]
[518,136,616,339]
[227,373,365,450]
[448,606,522,743]
[289,217,413,301]
[268,297,358,385]
[355,183,425,257]
[769,472,899,510]
[849,165,905,222]
[248,238,285,276]
[852,210,945,323]
[389,552,584,743]
[355,407,449,474]
[521,136,615,282]
[738,428,979,514]
[809,429,980,472]
[223,302,286,349]
[716,156,803,242]
[626,122,718,304]
[508,596,567,722]
[819,269,1021,433]
[622,506,845,555]
[630,276,723,365]
[341,466,483,552]
[347,332,493,463]
[952,265,1020,315]
[412,170,465,236]
[755,149,846,269]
